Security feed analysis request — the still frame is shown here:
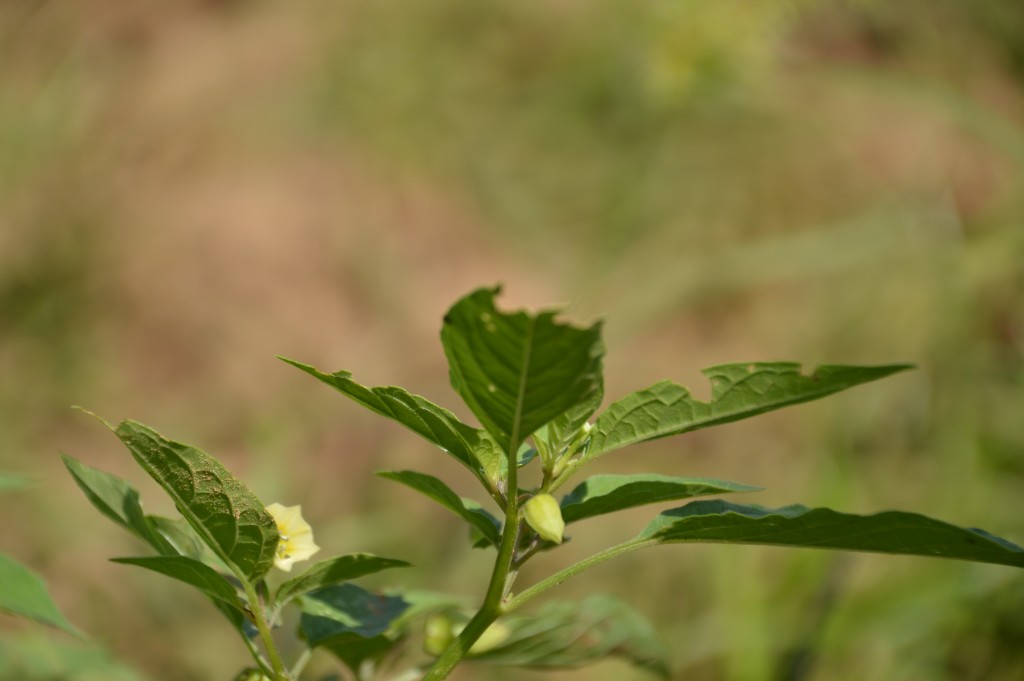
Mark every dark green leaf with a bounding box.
[299,583,408,648]
[62,454,175,555]
[583,363,912,464]
[640,500,1024,568]
[0,554,81,637]
[440,286,604,455]
[275,554,411,607]
[470,595,668,677]
[319,633,398,674]
[111,556,243,610]
[560,474,760,524]
[280,357,494,491]
[113,421,279,581]
[378,471,501,548]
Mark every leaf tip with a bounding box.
[71,406,116,431]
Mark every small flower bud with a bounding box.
[424,613,456,656]
[523,493,565,545]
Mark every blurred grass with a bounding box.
[1,0,1023,679]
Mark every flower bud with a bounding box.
[523,493,565,545]
[424,613,456,656]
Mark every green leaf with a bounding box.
[111,556,244,610]
[440,286,604,455]
[275,554,411,607]
[469,595,668,677]
[62,455,175,555]
[113,421,279,582]
[280,357,494,491]
[560,474,761,524]
[472,433,537,495]
[378,471,501,548]
[0,554,82,637]
[640,500,1024,568]
[582,363,912,465]
[147,516,209,563]
[299,584,409,656]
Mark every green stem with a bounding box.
[424,411,528,679]
[241,577,287,680]
[505,539,654,612]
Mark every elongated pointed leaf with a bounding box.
[0,554,82,637]
[440,286,604,455]
[114,421,279,581]
[560,474,760,524]
[584,363,912,464]
[469,595,668,677]
[280,358,494,491]
[300,583,408,648]
[275,554,411,607]
[640,500,1024,568]
[62,454,176,555]
[111,556,243,610]
[378,470,501,548]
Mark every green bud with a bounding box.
[424,613,456,656]
[232,669,271,681]
[523,493,565,544]
[469,620,511,654]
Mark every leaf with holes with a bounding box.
[577,363,912,471]
[440,286,604,456]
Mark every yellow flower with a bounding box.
[265,503,320,572]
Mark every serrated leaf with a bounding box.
[300,583,409,649]
[582,363,912,466]
[111,556,244,610]
[640,500,1024,568]
[378,471,501,548]
[440,286,604,455]
[280,357,495,492]
[469,595,668,677]
[560,474,760,524]
[113,421,279,582]
[275,554,411,607]
[0,554,82,637]
[62,455,175,555]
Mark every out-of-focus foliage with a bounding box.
[1,0,1022,679]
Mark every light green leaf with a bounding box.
[111,556,244,610]
[378,471,501,548]
[0,554,82,637]
[440,286,604,455]
[147,516,210,563]
[275,554,411,607]
[280,357,495,491]
[582,363,912,466]
[114,421,279,582]
[62,455,175,555]
[472,433,536,495]
[640,500,1024,568]
[299,583,409,650]
[469,595,668,677]
[560,474,760,524]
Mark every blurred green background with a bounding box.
[2,0,1023,679]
